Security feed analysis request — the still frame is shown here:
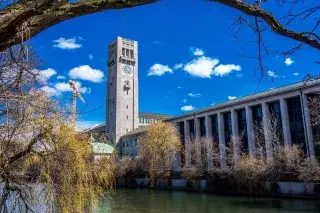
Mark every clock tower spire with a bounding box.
[106,37,138,144]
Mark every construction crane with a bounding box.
[69,80,85,126]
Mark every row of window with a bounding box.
[123,152,137,158]
[178,97,311,156]
[139,117,161,124]
[122,139,137,147]
[122,48,134,59]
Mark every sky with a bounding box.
[29,0,320,130]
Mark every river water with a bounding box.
[95,188,320,213]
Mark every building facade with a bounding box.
[107,37,139,144]
[167,79,320,168]
[120,79,320,171]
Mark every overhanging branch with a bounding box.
[208,0,320,51]
[0,0,158,52]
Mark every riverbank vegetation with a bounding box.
[115,112,320,194]
[138,122,181,187]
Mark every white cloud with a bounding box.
[57,75,66,80]
[69,65,104,83]
[293,72,299,76]
[152,40,167,45]
[285,58,294,66]
[190,47,204,56]
[267,70,279,78]
[147,64,173,76]
[182,99,187,103]
[183,56,219,78]
[228,96,237,100]
[213,64,241,76]
[40,86,59,96]
[177,86,183,89]
[181,105,195,111]
[54,81,90,94]
[89,54,94,60]
[53,37,82,49]
[36,68,57,83]
[188,93,201,97]
[173,63,183,69]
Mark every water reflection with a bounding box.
[95,188,320,213]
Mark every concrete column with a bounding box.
[205,115,213,171]
[205,115,212,138]
[184,120,190,166]
[262,102,272,158]
[231,109,240,163]
[302,94,315,160]
[195,117,200,140]
[218,112,226,168]
[245,106,254,156]
[280,98,292,147]
[195,118,201,167]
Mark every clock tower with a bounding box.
[106,37,138,144]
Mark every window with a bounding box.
[122,48,125,56]
[178,121,185,165]
[126,49,129,57]
[308,94,320,160]
[188,119,195,139]
[287,97,306,154]
[269,101,283,143]
[126,115,128,119]
[130,50,134,58]
[199,117,206,137]
[237,109,248,154]
[224,112,232,148]
[126,105,128,109]
[126,128,128,133]
[211,115,218,140]
[252,105,263,125]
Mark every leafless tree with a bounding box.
[208,0,320,77]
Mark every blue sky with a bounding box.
[30,0,320,129]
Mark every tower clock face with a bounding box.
[122,65,132,75]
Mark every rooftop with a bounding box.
[91,142,115,154]
[139,112,172,119]
[121,126,148,138]
[166,79,320,121]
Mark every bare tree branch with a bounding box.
[208,0,320,51]
[0,0,158,52]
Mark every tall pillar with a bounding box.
[205,115,212,138]
[302,94,315,160]
[231,109,240,163]
[218,112,226,168]
[262,102,272,158]
[205,115,213,171]
[184,120,190,166]
[245,106,254,156]
[195,118,201,167]
[280,98,292,147]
